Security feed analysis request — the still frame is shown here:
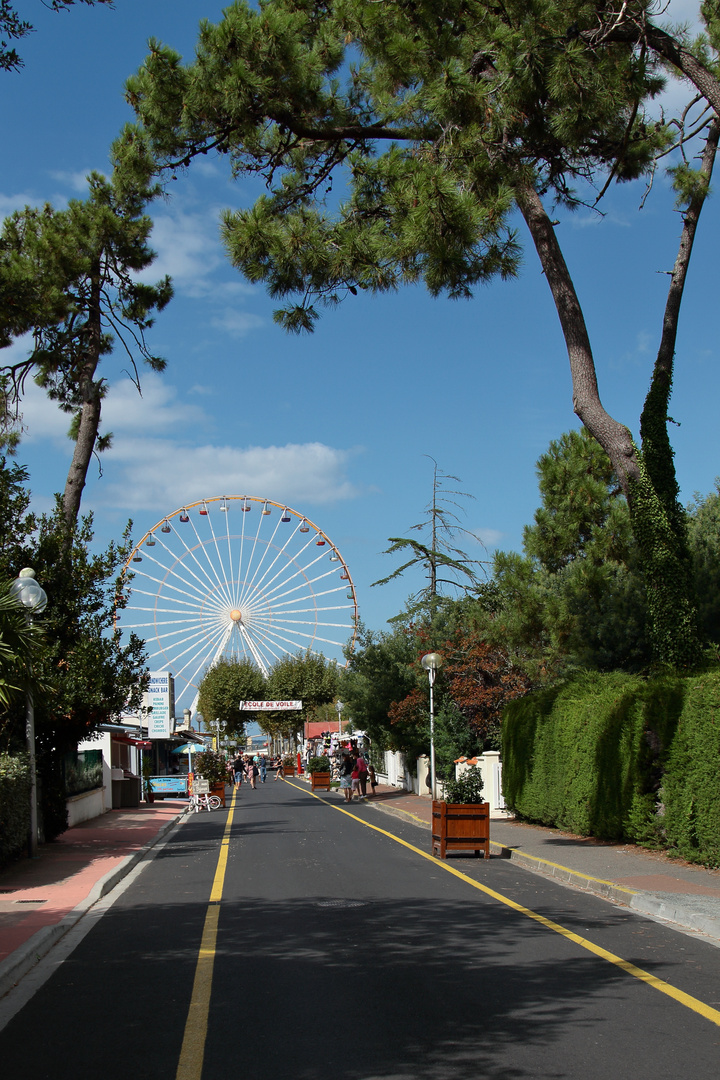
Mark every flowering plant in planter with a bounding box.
[441,766,484,804]
[307,755,331,774]
[194,750,228,785]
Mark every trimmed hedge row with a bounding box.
[502,669,720,864]
[0,753,31,866]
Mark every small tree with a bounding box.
[197,657,267,739]
[373,458,486,618]
[266,650,338,740]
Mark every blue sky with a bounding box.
[2,1,718,694]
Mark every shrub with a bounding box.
[0,753,31,866]
[443,766,485,804]
[501,671,683,841]
[194,750,228,785]
[307,755,331,773]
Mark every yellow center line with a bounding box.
[176,791,236,1080]
[287,779,720,1029]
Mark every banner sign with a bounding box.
[149,775,188,795]
[239,700,302,711]
[145,672,174,738]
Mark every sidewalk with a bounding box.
[363,785,720,944]
[0,800,189,998]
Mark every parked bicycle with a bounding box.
[192,791,222,812]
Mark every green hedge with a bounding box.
[662,674,720,866]
[0,753,31,866]
[501,671,684,844]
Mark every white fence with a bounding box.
[375,748,506,814]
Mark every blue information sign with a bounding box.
[150,775,188,795]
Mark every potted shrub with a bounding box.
[307,755,332,791]
[282,754,296,777]
[431,766,490,859]
[194,750,228,806]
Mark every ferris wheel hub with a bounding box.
[229,609,242,623]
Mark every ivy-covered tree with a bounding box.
[0,171,172,529]
[197,657,267,739]
[117,0,720,668]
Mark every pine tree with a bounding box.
[116,1,720,666]
[0,172,172,530]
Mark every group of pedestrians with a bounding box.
[232,754,267,789]
[338,746,376,803]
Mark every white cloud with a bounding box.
[49,169,94,194]
[141,210,224,292]
[211,310,265,337]
[93,439,362,512]
[15,373,360,513]
[0,192,41,217]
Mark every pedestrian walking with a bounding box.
[233,755,244,788]
[367,763,377,797]
[246,757,258,789]
[259,754,267,783]
[356,752,368,799]
[350,760,362,802]
[339,751,354,803]
[275,757,285,781]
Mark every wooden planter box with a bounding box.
[431,800,490,859]
[283,765,296,777]
[211,782,227,807]
[310,771,332,791]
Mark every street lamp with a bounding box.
[420,652,442,800]
[335,700,344,737]
[10,568,48,858]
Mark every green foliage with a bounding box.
[265,650,338,737]
[307,754,331,773]
[628,450,702,669]
[481,429,652,678]
[501,667,720,863]
[501,670,684,842]
[340,620,420,752]
[197,657,266,738]
[0,462,148,841]
[662,673,720,866]
[193,750,228,785]
[117,2,720,667]
[687,482,720,646]
[0,751,30,865]
[0,172,172,524]
[442,765,484,805]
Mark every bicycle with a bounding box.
[192,792,222,812]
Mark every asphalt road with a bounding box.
[2,780,720,1080]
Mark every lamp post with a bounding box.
[420,652,442,800]
[10,568,48,858]
[335,700,344,737]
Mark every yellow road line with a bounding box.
[288,779,720,1029]
[176,792,236,1080]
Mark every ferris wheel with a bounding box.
[118,496,359,705]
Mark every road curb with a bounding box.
[629,893,720,942]
[0,807,190,1000]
